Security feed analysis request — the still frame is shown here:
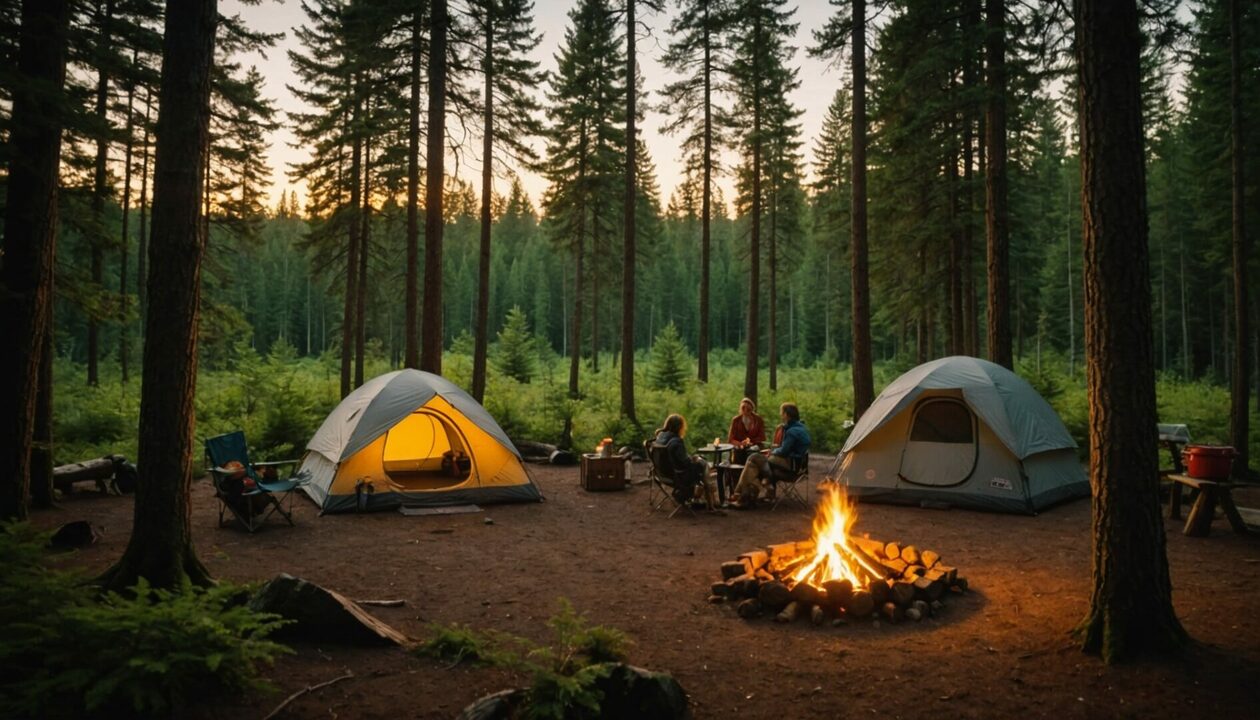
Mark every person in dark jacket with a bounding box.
[730,402,810,507]
[653,414,718,508]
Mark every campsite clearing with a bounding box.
[37,460,1260,719]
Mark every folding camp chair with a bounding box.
[645,439,698,519]
[771,454,811,511]
[204,431,305,532]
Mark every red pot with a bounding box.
[1181,445,1237,479]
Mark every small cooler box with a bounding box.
[580,454,627,491]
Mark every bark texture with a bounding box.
[1228,0,1249,480]
[984,0,1011,369]
[621,0,637,422]
[1074,0,1187,662]
[473,7,494,403]
[421,0,448,374]
[101,0,218,591]
[0,0,69,520]
[405,11,422,370]
[850,0,874,418]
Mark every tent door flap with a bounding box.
[898,398,978,487]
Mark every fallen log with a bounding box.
[913,576,946,602]
[53,455,123,493]
[721,561,747,580]
[250,574,408,646]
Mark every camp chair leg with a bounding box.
[771,473,810,511]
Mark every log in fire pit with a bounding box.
[709,487,968,625]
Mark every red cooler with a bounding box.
[1181,445,1237,479]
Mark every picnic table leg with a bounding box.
[1169,481,1182,520]
[1219,489,1249,535]
[1183,486,1218,537]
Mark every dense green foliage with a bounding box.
[0,524,291,717]
[418,598,631,720]
[51,346,1260,468]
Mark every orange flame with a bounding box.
[788,486,883,589]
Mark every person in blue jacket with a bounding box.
[730,402,810,507]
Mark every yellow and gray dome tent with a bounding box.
[833,356,1088,514]
[298,370,541,513]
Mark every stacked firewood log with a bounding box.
[707,536,968,625]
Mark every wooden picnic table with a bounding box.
[1166,473,1249,537]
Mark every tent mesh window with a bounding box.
[909,400,974,444]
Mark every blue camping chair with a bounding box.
[204,431,305,532]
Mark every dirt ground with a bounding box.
[34,459,1260,720]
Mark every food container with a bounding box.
[1181,445,1237,479]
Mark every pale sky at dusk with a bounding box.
[222,0,849,213]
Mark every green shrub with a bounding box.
[0,523,291,718]
[416,599,630,720]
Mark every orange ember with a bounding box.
[788,486,886,589]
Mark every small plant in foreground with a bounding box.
[416,598,632,720]
[0,523,292,718]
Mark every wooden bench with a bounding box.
[1167,473,1249,537]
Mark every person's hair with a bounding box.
[660,413,687,437]
[739,397,756,413]
[780,402,800,422]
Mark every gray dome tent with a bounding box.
[833,356,1088,514]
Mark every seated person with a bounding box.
[653,413,719,508]
[727,397,766,449]
[730,402,810,507]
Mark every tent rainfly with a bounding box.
[298,370,542,513]
[833,356,1088,514]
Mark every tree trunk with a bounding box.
[745,84,761,403]
[137,90,152,322]
[88,0,115,387]
[31,308,55,510]
[962,1,978,359]
[1073,0,1186,662]
[101,0,218,591]
[591,222,599,373]
[1228,0,1249,480]
[356,136,371,388]
[769,181,778,391]
[0,0,69,520]
[948,122,963,356]
[421,0,448,374]
[698,2,712,383]
[405,10,422,370]
[473,10,494,403]
[569,220,585,399]
[119,64,136,384]
[851,0,874,417]
[984,0,1011,369]
[340,102,362,399]
[621,0,637,422]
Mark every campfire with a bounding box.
[709,486,967,625]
